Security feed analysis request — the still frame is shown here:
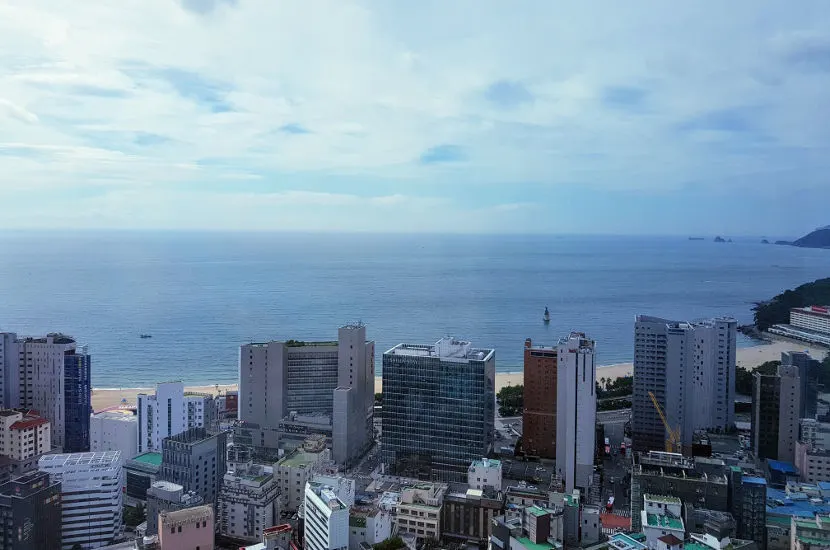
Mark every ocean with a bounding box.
[1,231,829,389]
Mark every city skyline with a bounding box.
[0,2,829,235]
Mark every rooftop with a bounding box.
[645,513,683,531]
[470,458,501,469]
[385,337,494,362]
[768,460,799,475]
[160,504,213,526]
[644,494,681,505]
[658,534,683,546]
[132,452,163,466]
[742,476,767,486]
[527,506,549,518]
[607,533,647,550]
[515,536,557,550]
[278,449,321,468]
[39,451,121,468]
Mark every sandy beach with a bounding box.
[92,338,827,411]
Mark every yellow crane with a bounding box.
[648,391,681,453]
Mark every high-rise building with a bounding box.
[556,332,597,494]
[632,316,737,452]
[304,481,350,550]
[137,381,215,453]
[0,409,51,478]
[159,426,227,506]
[0,470,62,550]
[239,324,374,466]
[381,337,495,482]
[751,364,801,463]
[38,451,124,550]
[90,409,138,459]
[0,333,92,452]
[64,349,91,452]
[781,351,819,420]
[158,505,215,550]
[522,338,557,459]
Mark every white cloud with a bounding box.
[0,1,828,231]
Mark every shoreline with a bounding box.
[91,339,827,411]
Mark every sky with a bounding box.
[1,1,829,236]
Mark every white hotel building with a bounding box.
[304,481,350,550]
[38,451,124,550]
[137,381,214,453]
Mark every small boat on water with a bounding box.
[543,306,550,323]
[140,334,152,339]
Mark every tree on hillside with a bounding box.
[753,278,830,330]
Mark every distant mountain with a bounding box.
[789,226,830,249]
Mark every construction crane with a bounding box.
[648,391,681,453]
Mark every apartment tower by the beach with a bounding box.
[555,332,597,493]
[522,338,557,459]
[632,316,737,452]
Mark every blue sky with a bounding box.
[1,1,829,236]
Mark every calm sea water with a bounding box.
[1,231,829,388]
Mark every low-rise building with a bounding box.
[146,480,205,536]
[158,504,214,550]
[38,451,124,550]
[90,410,138,459]
[218,448,281,542]
[348,505,391,550]
[441,487,502,546]
[0,470,62,550]
[305,481,350,550]
[796,443,830,484]
[640,495,684,549]
[240,524,293,550]
[0,409,50,478]
[791,514,830,549]
[766,483,830,550]
[468,458,502,491]
[275,444,330,512]
[124,451,162,507]
[631,452,728,531]
[396,483,447,541]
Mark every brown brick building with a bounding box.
[522,338,557,458]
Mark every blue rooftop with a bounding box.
[768,460,798,475]
[767,488,830,518]
[743,476,767,485]
[819,482,830,491]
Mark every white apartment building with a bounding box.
[38,451,124,550]
[349,506,392,550]
[633,316,737,452]
[218,453,282,543]
[396,483,447,540]
[0,409,50,461]
[556,332,597,493]
[791,306,830,336]
[305,481,350,550]
[468,458,502,491]
[137,381,213,453]
[90,410,138,460]
[800,419,830,450]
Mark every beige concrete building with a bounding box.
[0,409,50,461]
[396,483,447,540]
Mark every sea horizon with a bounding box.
[2,231,829,388]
